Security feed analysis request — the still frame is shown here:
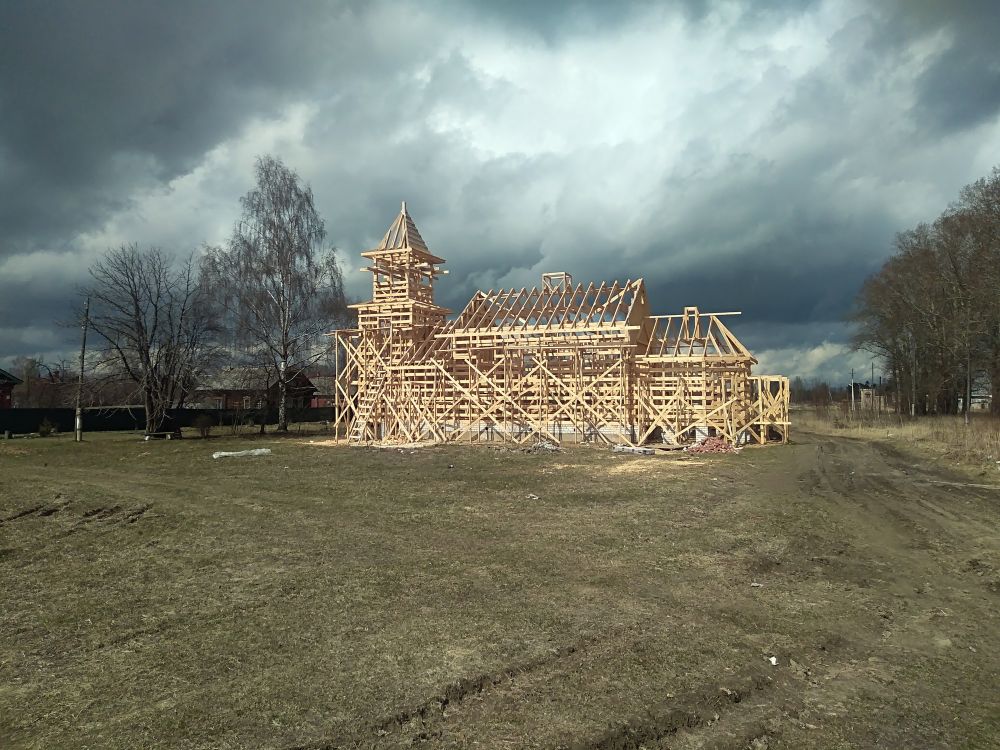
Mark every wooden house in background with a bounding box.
[192,368,317,411]
[0,368,23,409]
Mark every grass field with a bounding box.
[796,408,1000,472]
[2,428,999,748]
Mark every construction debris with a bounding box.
[523,440,562,454]
[686,436,739,455]
[612,445,656,455]
[212,448,272,459]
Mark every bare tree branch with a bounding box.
[202,155,348,431]
[80,244,218,433]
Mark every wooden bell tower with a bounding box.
[352,202,449,349]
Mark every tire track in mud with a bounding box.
[1,503,61,523]
[556,627,860,750]
[286,627,641,750]
[0,500,151,533]
[805,433,1000,590]
[806,436,957,551]
[557,666,775,750]
[288,627,856,750]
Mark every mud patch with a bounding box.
[964,558,1000,595]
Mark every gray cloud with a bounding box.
[870,0,1000,135]
[436,0,824,41]
[1,0,998,385]
[0,0,353,250]
[915,46,1000,133]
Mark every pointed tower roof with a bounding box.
[377,201,429,252]
[362,201,444,263]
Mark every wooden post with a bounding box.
[850,368,855,415]
[74,296,90,443]
[334,337,340,441]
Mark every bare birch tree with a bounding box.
[203,155,347,431]
[83,244,216,434]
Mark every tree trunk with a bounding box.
[277,359,288,431]
[892,367,903,416]
[144,390,159,434]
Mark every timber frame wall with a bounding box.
[330,203,789,446]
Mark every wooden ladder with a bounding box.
[349,371,386,442]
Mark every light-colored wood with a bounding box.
[329,204,790,447]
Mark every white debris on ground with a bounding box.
[525,440,561,453]
[612,444,656,455]
[212,448,272,459]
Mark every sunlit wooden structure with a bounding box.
[330,203,789,446]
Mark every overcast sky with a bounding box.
[2,0,998,382]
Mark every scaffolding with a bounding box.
[331,203,789,446]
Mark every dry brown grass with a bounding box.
[796,407,1000,471]
[3,430,999,748]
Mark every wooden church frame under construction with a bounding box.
[329,203,789,447]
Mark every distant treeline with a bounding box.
[0,407,336,436]
[790,378,836,406]
[854,167,1000,415]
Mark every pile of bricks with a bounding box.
[687,435,738,454]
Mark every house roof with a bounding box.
[447,279,649,334]
[308,376,338,395]
[0,367,23,385]
[640,308,755,362]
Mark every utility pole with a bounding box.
[74,296,90,442]
[850,368,855,414]
[871,361,876,415]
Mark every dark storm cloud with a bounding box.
[438,0,823,40]
[914,45,1000,134]
[0,0,362,362]
[1,0,998,384]
[872,0,1000,135]
[0,0,351,251]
